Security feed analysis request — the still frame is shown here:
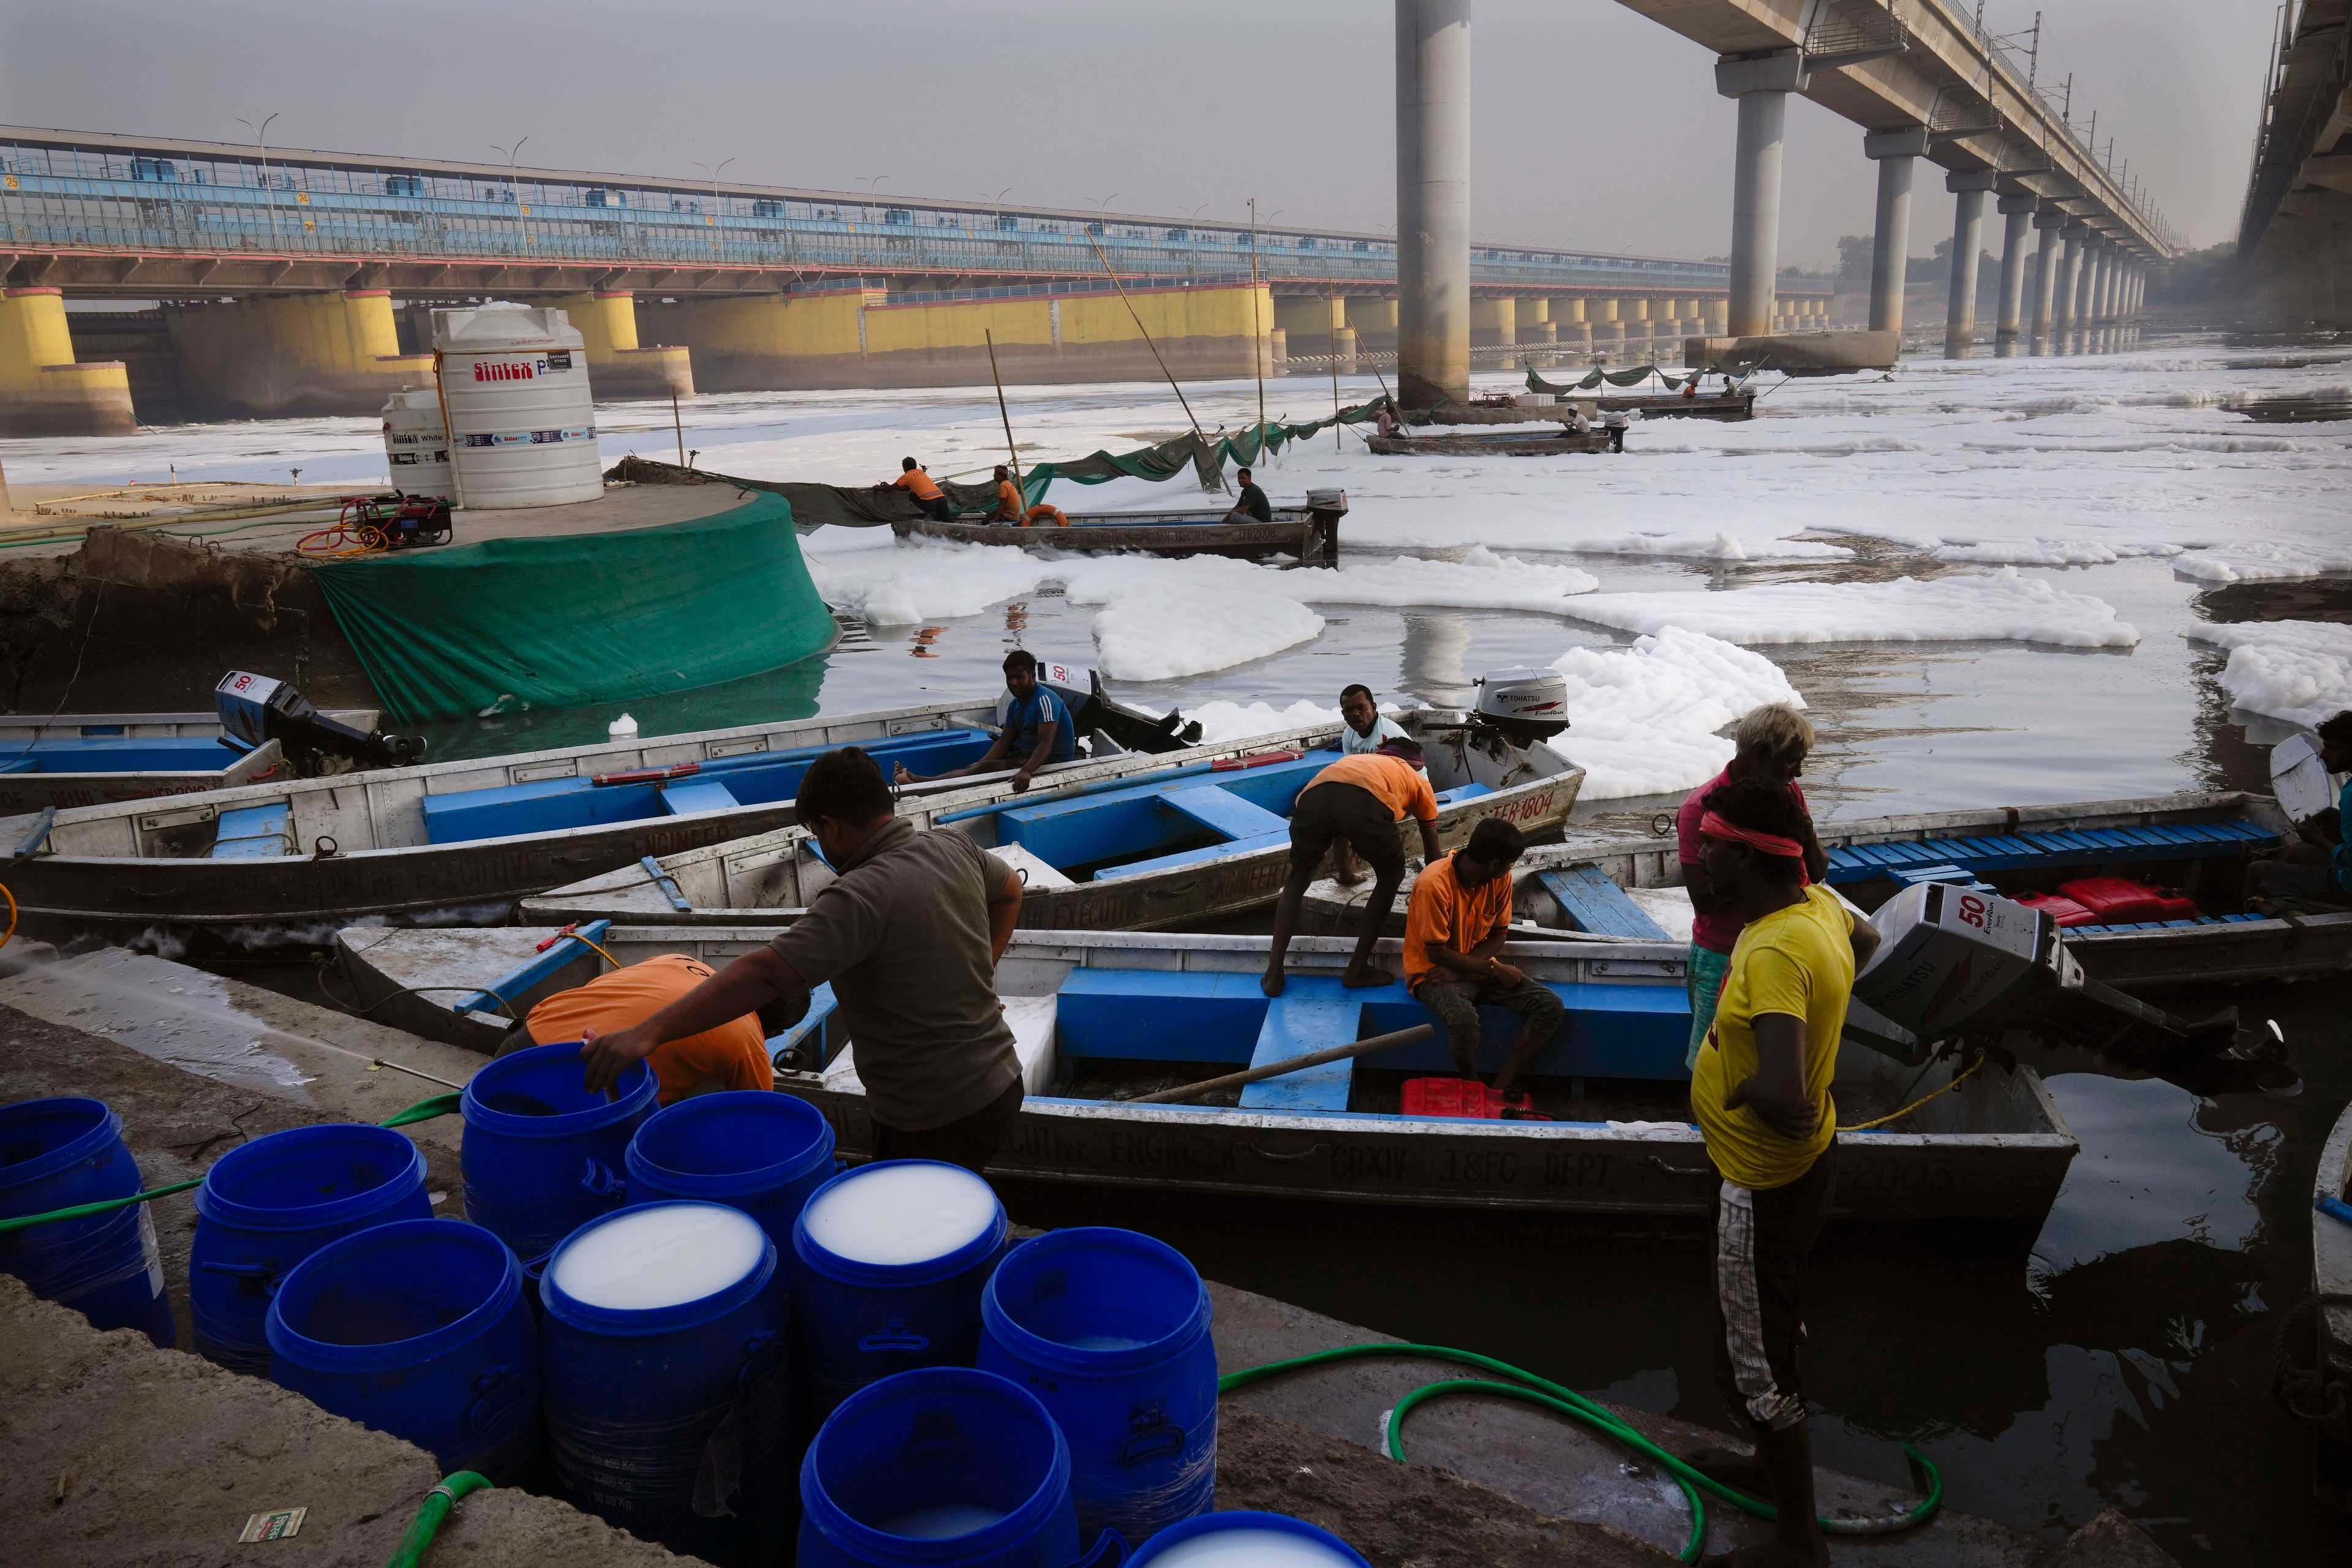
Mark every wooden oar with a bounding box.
[1126,1021,1435,1106]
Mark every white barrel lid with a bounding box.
[801,1163,998,1267]
[549,1203,766,1312]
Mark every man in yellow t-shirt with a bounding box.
[1683,777,1879,1568]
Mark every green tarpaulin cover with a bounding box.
[314,488,837,725]
[1524,362,1689,394]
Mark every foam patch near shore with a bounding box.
[1562,568,2141,649]
[2187,620,2352,726]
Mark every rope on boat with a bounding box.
[1837,1055,1987,1133]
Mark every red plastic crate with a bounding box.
[1401,1077,1533,1119]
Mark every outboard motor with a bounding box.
[1471,668,1570,744]
[215,671,425,777]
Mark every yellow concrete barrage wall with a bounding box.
[1,288,136,436]
[1346,298,1399,334]
[552,292,695,401]
[167,291,434,418]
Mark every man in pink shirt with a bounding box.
[1676,704,1829,1069]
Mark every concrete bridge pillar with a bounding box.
[1470,296,1517,352]
[553,292,693,401]
[1593,296,1624,352]
[2031,211,2067,351]
[2097,247,2120,323]
[1517,299,1555,363]
[1395,0,1472,406]
[1344,296,1399,356]
[1864,127,1929,337]
[2054,224,2087,344]
[0,287,135,436]
[1716,52,1805,337]
[1994,194,2037,352]
[1554,296,1591,353]
[1944,168,1996,358]
[167,289,434,419]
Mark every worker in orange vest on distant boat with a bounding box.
[501,953,782,1104]
[1261,737,1444,997]
[987,466,1068,528]
[894,456,955,522]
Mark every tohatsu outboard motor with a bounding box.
[215,671,425,777]
[1471,668,1570,744]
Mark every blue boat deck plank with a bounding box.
[1536,865,1671,940]
[660,779,742,816]
[1158,784,1291,842]
[1240,983,1360,1112]
[1826,814,2278,886]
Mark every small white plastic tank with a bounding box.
[431,304,602,509]
[380,388,453,500]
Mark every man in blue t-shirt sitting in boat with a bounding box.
[2244,710,2352,910]
[895,649,1077,795]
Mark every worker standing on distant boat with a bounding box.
[1224,466,1273,523]
[1262,737,1444,996]
[894,456,955,522]
[1681,776,1879,1568]
[1679,705,1828,1070]
[503,954,779,1105]
[1404,817,1562,1101]
[987,465,1068,529]
[2242,710,2352,908]
[581,747,1028,1177]
[895,648,1076,794]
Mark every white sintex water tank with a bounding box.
[431,305,602,509]
[380,388,453,500]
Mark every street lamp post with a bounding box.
[694,157,734,254]
[236,113,279,242]
[492,137,530,252]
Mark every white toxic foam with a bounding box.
[801,1161,999,1266]
[1087,583,1325,682]
[1562,530,1853,563]
[880,1504,1006,1539]
[2187,620,2352,726]
[1143,1526,1360,1566]
[1562,568,2139,650]
[550,1204,766,1313]
[1188,698,1343,745]
[1545,628,1804,800]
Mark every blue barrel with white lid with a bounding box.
[979,1228,1216,1545]
[624,1089,837,1257]
[1128,1512,1370,1567]
[540,1199,788,1561]
[265,1218,538,1480]
[799,1365,1122,1568]
[192,1123,431,1373]
[0,1096,173,1346]
[460,1041,655,1259]
[792,1159,1009,1433]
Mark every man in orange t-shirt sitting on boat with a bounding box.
[987,465,1067,528]
[1262,737,1444,997]
[1404,817,1562,1099]
[894,456,956,522]
[503,953,782,1104]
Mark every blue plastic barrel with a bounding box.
[0,1096,174,1346]
[979,1229,1216,1545]
[1128,1512,1370,1566]
[800,1366,1120,1568]
[541,1200,788,1561]
[625,1090,837,1256]
[460,1041,655,1259]
[792,1160,1009,1433]
[192,1123,431,1373]
[266,1218,538,1480]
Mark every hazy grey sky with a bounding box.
[6,1,2272,265]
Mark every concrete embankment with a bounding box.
[0,942,2176,1566]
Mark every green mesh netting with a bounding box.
[1523,361,1690,393]
[313,488,837,725]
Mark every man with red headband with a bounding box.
[1683,776,1878,1568]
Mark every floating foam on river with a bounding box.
[2186,619,2352,726]
[1559,530,1853,563]
[1545,628,1804,799]
[800,1162,999,1267]
[1187,698,1343,745]
[1564,568,2141,649]
[549,1204,767,1312]
[2170,540,2352,586]
[1932,539,2185,566]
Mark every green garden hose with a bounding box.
[385,1471,492,1568]
[1219,1341,1942,1564]
[0,1093,459,1236]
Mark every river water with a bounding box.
[24,333,2348,1561]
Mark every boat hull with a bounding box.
[889,503,1341,565]
[1368,432,1616,456]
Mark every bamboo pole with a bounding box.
[1329,293,1343,451]
[1126,1022,1436,1106]
[984,328,1024,505]
[1084,231,1229,493]
[1250,198,1266,468]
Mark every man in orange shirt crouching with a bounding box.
[893,456,956,522]
[502,953,785,1104]
[1404,817,1562,1100]
[1262,737,1444,996]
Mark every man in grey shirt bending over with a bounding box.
[580,746,1028,1175]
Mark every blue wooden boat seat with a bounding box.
[660,779,741,816]
[211,802,293,858]
[1093,831,1291,882]
[1055,969,1270,1064]
[1158,784,1289,842]
[1537,865,1670,940]
[1887,864,1997,892]
[1825,817,2278,885]
[0,756,34,775]
[1240,983,1360,1112]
